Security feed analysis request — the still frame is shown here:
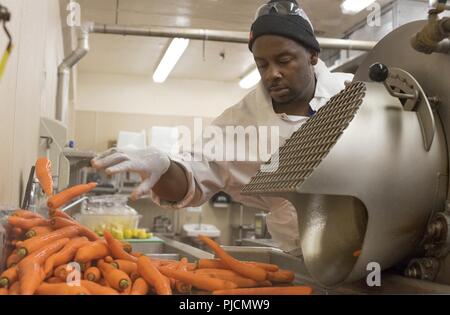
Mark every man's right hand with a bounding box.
[91,147,171,200]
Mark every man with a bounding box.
[91,0,354,256]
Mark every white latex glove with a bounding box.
[91,147,171,200]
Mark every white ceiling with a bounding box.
[77,0,395,81]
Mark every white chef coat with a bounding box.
[150,59,354,255]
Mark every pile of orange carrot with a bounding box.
[0,157,312,295]
[1,210,312,295]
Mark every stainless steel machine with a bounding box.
[243,7,450,289]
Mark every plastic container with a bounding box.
[77,195,141,237]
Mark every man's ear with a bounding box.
[309,50,319,66]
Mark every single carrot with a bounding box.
[53,262,86,282]
[194,268,246,277]
[81,280,119,295]
[197,258,227,270]
[17,225,81,257]
[104,256,114,263]
[47,182,97,209]
[130,277,149,295]
[8,216,49,230]
[47,277,64,284]
[197,258,279,272]
[137,256,172,295]
[155,259,178,265]
[120,284,132,296]
[150,260,162,268]
[97,260,131,292]
[161,262,180,270]
[212,286,313,295]
[44,236,90,276]
[175,258,192,294]
[75,240,110,263]
[168,276,176,290]
[49,208,74,221]
[25,226,54,239]
[162,263,179,269]
[80,261,92,272]
[100,278,118,292]
[12,209,44,219]
[8,282,20,295]
[194,269,259,288]
[11,227,23,239]
[353,250,362,257]
[0,287,8,295]
[198,235,267,281]
[36,282,91,295]
[129,271,140,282]
[243,261,279,272]
[50,216,99,241]
[98,278,108,287]
[18,238,70,295]
[35,157,53,197]
[54,264,69,281]
[84,267,101,282]
[257,280,273,287]
[122,242,132,253]
[111,259,137,275]
[160,266,237,292]
[6,251,22,268]
[186,263,197,271]
[210,275,258,288]
[0,266,18,288]
[103,230,137,263]
[267,270,295,284]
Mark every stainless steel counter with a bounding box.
[241,238,280,248]
[152,235,450,294]
[139,235,214,262]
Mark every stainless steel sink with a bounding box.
[134,235,214,263]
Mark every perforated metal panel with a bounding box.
[242,82,367,195]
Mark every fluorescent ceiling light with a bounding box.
[239,68,261,89]
[153,38,190,83]
[341,0,376,15]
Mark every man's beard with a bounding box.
[272,76,317,107]
[272,90,303,107]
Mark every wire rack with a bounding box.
[242,82,367,195]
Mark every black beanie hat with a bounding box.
[249,0,320,53]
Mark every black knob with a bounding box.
[369,63,389,82]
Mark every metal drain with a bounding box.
[242,81,367,195]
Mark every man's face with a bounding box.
[252,35,318,105]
